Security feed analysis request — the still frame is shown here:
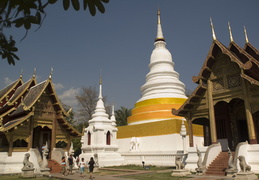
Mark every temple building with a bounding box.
[173,20,259,152]
[116,10,203,166]
[0,71,81,173]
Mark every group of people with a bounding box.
[61,154,95,179]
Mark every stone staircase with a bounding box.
[48,159,62,173]
[206,151,231,176]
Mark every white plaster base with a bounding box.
[21,169,35,178]
[171,169,191,177]
[80,152,124,167]
[234,172,258,180]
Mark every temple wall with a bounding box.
[0,152,25,174]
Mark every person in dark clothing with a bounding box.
[88,157,95,179]
[67,154,74,175]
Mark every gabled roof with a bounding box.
[193,40,259,85]
[7,76,37,106]
[1,112,33,132]
[244,42,259,61]
[10,78,68,117]
[174,39,259,117]
[229,41,259,82]
[0,76,81,136]
[0,77,23,104]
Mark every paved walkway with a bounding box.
[48,168,235,180]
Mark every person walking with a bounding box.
[61,156,67,176]
[88,157,95,179]
[79,157,86,177]
[67,154,74,175]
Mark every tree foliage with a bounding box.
[115,106,131,126]
[0,0,109,65]
[76,86,98,128]
[75,86,110,131]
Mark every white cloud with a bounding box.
[58,87,80,109]
[53,83,64,90]
[4,77,13,86]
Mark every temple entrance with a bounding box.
[213,99,249,150]
[214,101,231,151]
[192,118,211,146]
[33,126,51,155]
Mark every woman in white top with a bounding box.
[79,158,86,177]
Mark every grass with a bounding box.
[107,165,173,171]
[0,175,50,180]
[120,172,189,180]
[99,165,190,180]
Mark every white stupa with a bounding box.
[80,78,124,167]
[127,10,187,125]
[116,11,203,165]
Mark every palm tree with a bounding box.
[115,106,131,126]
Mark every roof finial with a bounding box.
[157,9,161,24]
[49,67,53,79]
[210,17,217,41]
[99,68,102,85]
[98,75,103,99]
[244,26,249,43]
[33,68,36,78]
[20,69,23,78]
[228,22,234,42]
[155,9,165,42]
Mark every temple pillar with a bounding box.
[241,79,257,144]
[8,132,13,156]
[187,112,194,147]
[27,117,34,149]
[188,120,194,147]
[67,137,71,152]
[51,117,57,154]
[207,80,217,144]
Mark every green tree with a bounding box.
[72,137,81,157]
[115,106,131,126]
[75,86,110,132]
[0,0,109,65]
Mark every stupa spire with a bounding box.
[155,9,165,42]
[99,74,103,99]
[110,105,117,126]
[228,22,234,42]
[90,76,109,121]
[244,26,249,43]
[210,17,217,41]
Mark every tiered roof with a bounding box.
[173,22,259,117]
[0,73,81,136]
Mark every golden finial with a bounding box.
[228,22,234,42]
[244,26,249,43]
[49,67,53,79]
[33,68,36,78]
[210,17,217,41]
[99,69,102,84]
[20,69,23,78]
[157,9,161,24]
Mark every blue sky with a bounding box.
[1,0,259,112]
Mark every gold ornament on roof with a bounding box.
[228,22,234,42]
[244,26,249,44]
[210,17,217,41]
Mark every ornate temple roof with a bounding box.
[0,76,23,107]
[0,73,81,136]
[173,22,259,117]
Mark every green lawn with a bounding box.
[106,165,173,171]
[120,172,189,180]
[0,175,50,180]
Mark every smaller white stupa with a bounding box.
[80,77,124,167]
